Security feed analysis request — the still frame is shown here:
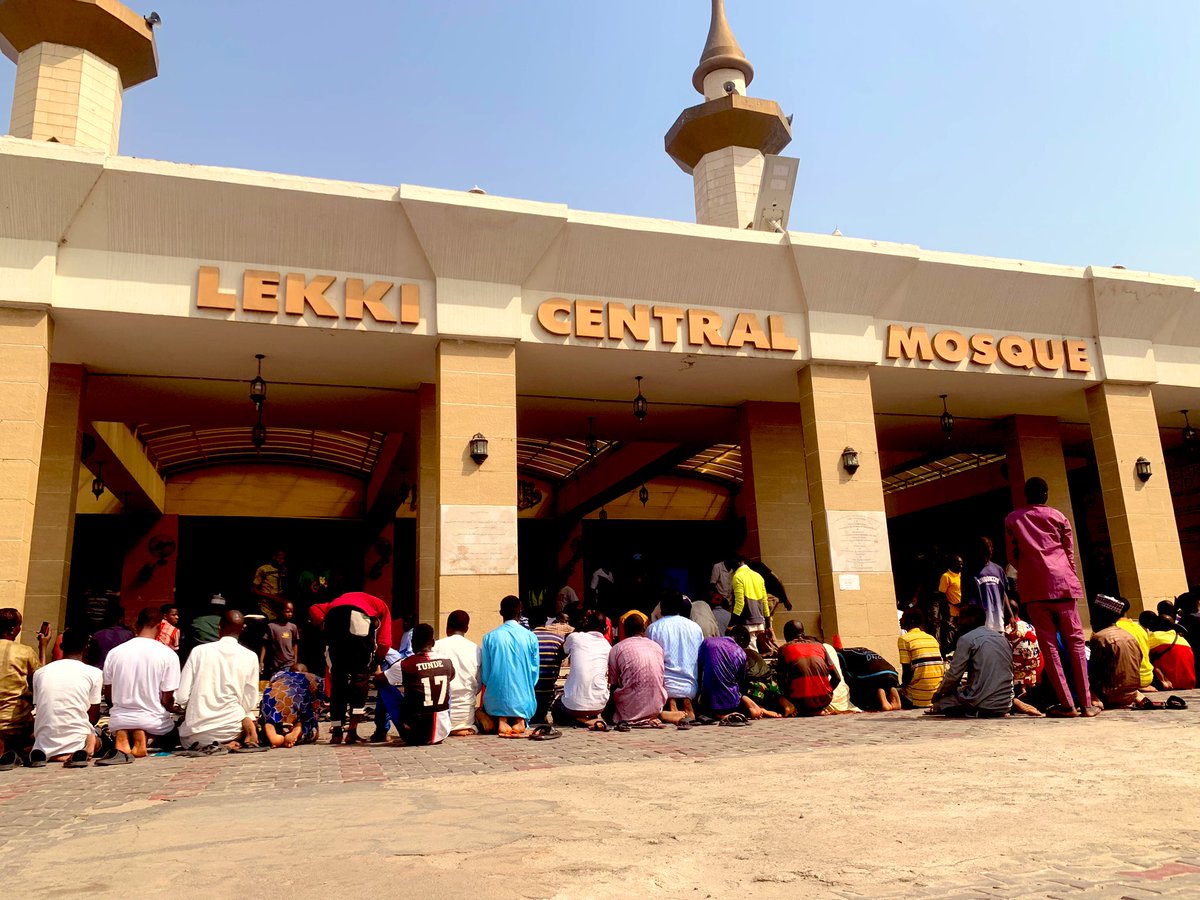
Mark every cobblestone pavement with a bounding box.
[2,691,1198,898]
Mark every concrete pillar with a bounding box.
[1003,415,1089,624]
[693,146,764,229]
[23,364,84,637]
[10,43,122,153]
[435,342,518,633]
[0,307,51,624]
[798,364,898,664]
[1086,383,1188,611]
[736,401,819,634]
[415,382,437,626]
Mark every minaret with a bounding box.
[665,0,792,229]
[0,0,158,154]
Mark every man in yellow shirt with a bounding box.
[897,609,945,708]
[731,555,767,630]
[937,556,963,649]
[1109,596,1154,690]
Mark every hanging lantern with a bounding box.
[841,446,860,475]
[91,461,105,500]
[939,394,954,438]
[633,376,648,421]
[1182,410,1197,446]
[249,354,267,407]
[639,484,649,506]
[585,416,599,457]
[251,420,267,449]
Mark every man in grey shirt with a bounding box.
[930,604,1014,717]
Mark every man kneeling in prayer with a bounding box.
[697,627,777,724]
[391,623,456,746]
[929,605,1014,717]
[177,611,261,750]
[261,664,322,748]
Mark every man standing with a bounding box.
[897,609,945,709]
[776,620,840,716]
[31,628,102,767]
[936,555,964,649]
[1004,476,1094,717]
[309,591,392,744]
[646,591,704,722]
[102,608,181,762]
[0,609,39,766]
[730,554,767,634]
[930,605,1014,717]
[391,624,457,746]
[962,537,1009,633]
[252,549,288,617]
[480,596,540,738]
[261,601,301,677]
[709,555,734,608]
[608,615,675,727]
[177,611,260,751]
[433,610,483,736]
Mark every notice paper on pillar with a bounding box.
[826,510,890,573]
[440,505,519,576]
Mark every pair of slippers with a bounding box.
[1134,695,1189,711]
[175,742,268,757]
[0,749,91,770]
[527,724,561,741]
[719,713,751,727]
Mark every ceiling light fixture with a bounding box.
[633,376,648,422]
[939,394,954,438]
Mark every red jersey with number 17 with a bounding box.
[399,653,456,745]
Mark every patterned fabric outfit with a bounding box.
[1005,619,1042,689]
[261,670,321,744]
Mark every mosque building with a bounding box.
[1,0,1197,660]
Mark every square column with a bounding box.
[23,364,84,635]
[435,341,518,633]
[798,365,899,664]
[1086,383,1188,611]
[415,382,437,625]
[1003,415,1088,624]
[736,401,819,633]
[0,307,51,621]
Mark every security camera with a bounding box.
[723,81,737,94]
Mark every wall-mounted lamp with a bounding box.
[469,433,489,465]
[633,376,648,422]
[939,394,954,438]
[598,506,608,521]
[1182,410,1197,446]
[1135,457,1152,483]
[841,447,860,475]
[91,462,105,499]
[638,484,649,506]
[249,353,267,408]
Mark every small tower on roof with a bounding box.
[666,0,792,229]
[0,0,159,154]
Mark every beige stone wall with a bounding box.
[1086,383,1188,611]
[435,341,518,634]
[693,146,764,229]
[736,401,819,634]
[23,364,84,636]
[798,364,899,664]
[0,307,51,617]
[10,43,123,154]
[1004,415,1089,625]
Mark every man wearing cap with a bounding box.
[1088,594,1143,710]
[191,594,227,647]
[1004,476,1094,717]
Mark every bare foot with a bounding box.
[510,718,527,736]
[1012,698,1045,717]
[131,730,148,758]
[758,709,782,719]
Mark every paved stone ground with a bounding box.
[2,691,1199,898]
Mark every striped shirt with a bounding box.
[897,627,945,708]
[533,627,565,694]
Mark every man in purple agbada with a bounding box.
[1004,476,1095,717]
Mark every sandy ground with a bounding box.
[8,710,1200,899]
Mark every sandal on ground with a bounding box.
[94,749,133,766]
[328,726,344,745]
[720,712,750,727]
[1167,695,1188,710]
[1134,697,1164,710]
[694,715,719,726]
[675,720,692,730]
[1045,705,1080,718]
[615,722,632,732]
[63,750,90,769]
[0,750,18,771]
[229,744,268,753]
[26,749,47,768]
[528,724,562,741]
[588,720,609,732]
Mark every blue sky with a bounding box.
[4,1,1197,275]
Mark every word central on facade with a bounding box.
[886,324,1091,374]
[196,266,420,325]
[536,298,799,352]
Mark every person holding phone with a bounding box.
[0,608,40,768]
